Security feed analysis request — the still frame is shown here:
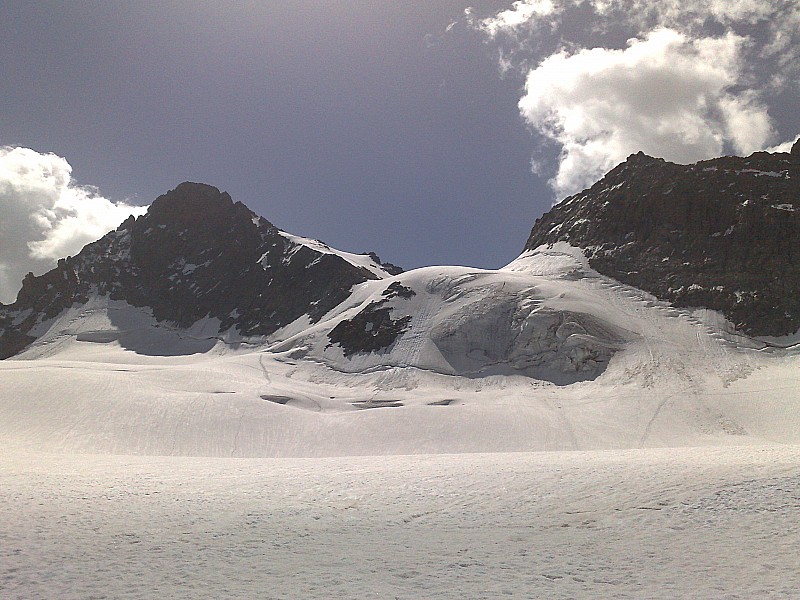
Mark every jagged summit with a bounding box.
[525,148,800,336]
[0,182,398,358]
[145,182,240,226]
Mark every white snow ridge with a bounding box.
[2,243,799,599]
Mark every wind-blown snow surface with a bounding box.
[2,244,799,598]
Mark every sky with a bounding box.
[1,0,798,304]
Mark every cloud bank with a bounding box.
[472,0,800,198]
[519,29,773,195]
[0,147,147,304]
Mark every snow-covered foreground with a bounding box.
[3,446,800,599]
[2,244,799,597]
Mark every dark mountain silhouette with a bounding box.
[525,141,800,336]
[0,183,398,358]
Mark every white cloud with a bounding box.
[591,0,774,27]
[0,146,147,304]
[478,0,561,37]
[518,28,776,197]
[476,0,800,85]
[474,1,798,199]
[478,0,789,35]
[764,136,800,154]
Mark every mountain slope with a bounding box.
[270,246,630,386]
[0,182,399,359]
[1,155,799,456]
[525,140,800,336]
[1,242,798,456]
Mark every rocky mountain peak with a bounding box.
[525,149,800,336]
[146,182,237,227]
[0,183,398,358]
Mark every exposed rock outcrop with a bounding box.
[524,148,800,336]
[0,183,398,358]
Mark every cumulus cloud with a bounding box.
[475,0,800,90]
[472,0,798,199]
[519,29,775,196]
[0,147,147,304]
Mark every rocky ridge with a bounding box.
[0,182,398,358]
[2,141,798,360]
[525,140,800,337]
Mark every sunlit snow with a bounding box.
[2,243,798,598]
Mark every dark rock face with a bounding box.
[525,149,800,336]
[326,283,416,356]
[0,182,398,358]
[366,253,403,276]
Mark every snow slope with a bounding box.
[3,445,799,599]
[276,231,395,279]
[1,243,798,457]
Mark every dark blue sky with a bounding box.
[1,1,797,280]
[1,1,546,271]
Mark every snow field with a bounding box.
[2,445,799,599]
[2,242,800,598]
[2,344,797,456]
